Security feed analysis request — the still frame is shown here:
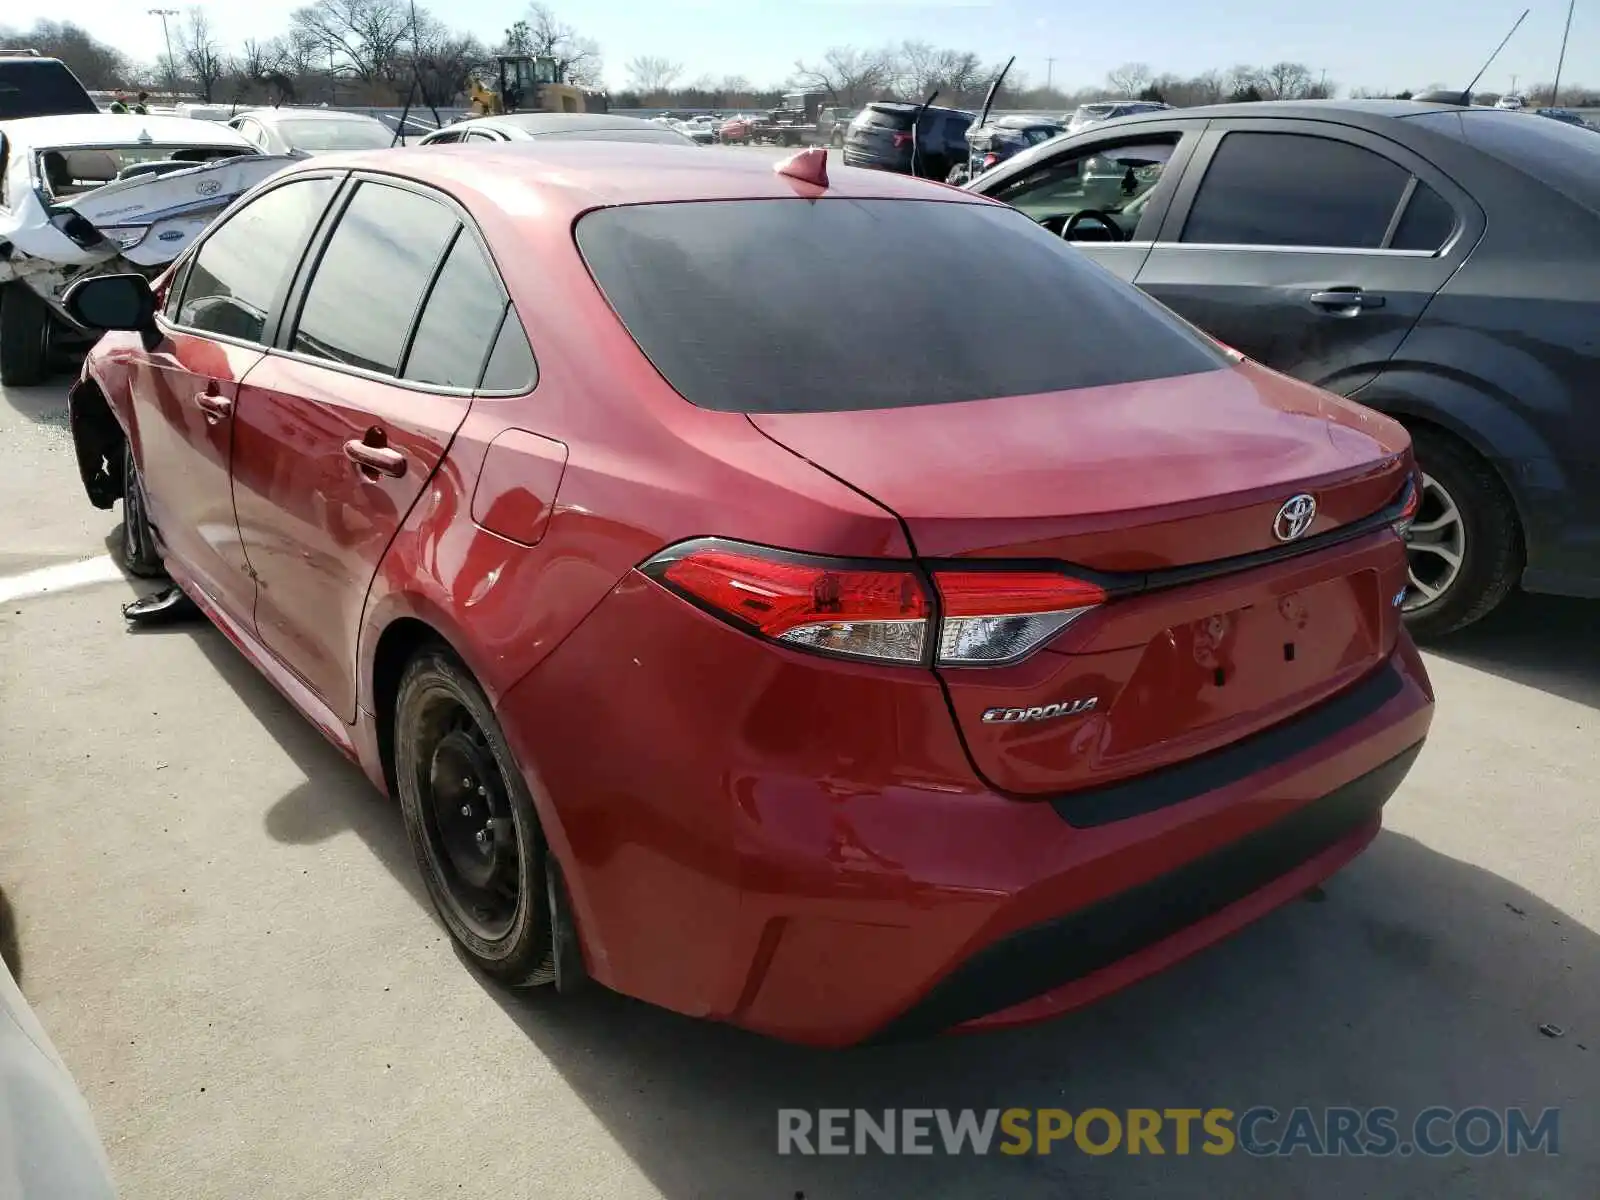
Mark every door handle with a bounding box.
[1309,289,1386,315]
[194,388,233,420]
[344,439,408,479]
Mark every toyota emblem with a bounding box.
[1273,494,1318,542]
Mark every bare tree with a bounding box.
[290,0,410,85]
[177,8,227,102]
[406,12,487,108]
[1262,61,1312,100]
[892,41,986,103]
[0,19,130,89]
[792,45,892,106]
[626,55,682,99]
[1106,61,1152,98]
[500,4,603,86]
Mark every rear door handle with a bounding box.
[344,439,408,479]
[194,386,232,420]
[1309,289,1386,315]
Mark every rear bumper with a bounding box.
[497,575,1434,1047]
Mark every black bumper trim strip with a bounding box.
[1050,662,1405,827]
[872,742,1423,1043]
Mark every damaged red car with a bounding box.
[63,142,1433,1047]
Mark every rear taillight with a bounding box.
[982,152,999,168]
[651,544,929,663]
[1392,472,1422,537]
[932,571,1105,665]
[642,542,1105,667]
[892,131,914,148]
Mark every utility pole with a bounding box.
[1510,73,1519,93]
[1551,0,1577,104]
[1045,57,1056,92]
[148,8,178,100]
[1319,67,1328,95]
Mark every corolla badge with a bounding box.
[982,698,1098,724]
[196,180,223,196]
[1273,493,1318,542]
[158,229,185,242]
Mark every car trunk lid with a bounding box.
[749,362,1414,797]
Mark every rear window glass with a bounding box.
[0,61,96,119]
[862,107,912,130]
[1411,109,1600,214]
[575,198,1225,414]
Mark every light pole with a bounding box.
[1045,57,1056,92]
[148,8,179,100]
[1551,0,1577,105]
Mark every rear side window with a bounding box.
[0,60,97,119]
[1182,132,1410,248]
[479,309,537,392]
[576,198,1225,414]
[177,177,336,342]
[293,182,457,374]
[1390,181,1457,251]
[402,233,506,387]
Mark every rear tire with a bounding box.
[394,648,555,986]
[1402,428,1522,639]
[0,283,51,388]
[119,440,166,578]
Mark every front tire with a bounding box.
[0,283,51,388]
[119,440,166,578]
[395,648,555,986]
[1402,428,1523,638]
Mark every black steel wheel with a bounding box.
[119,440,166,578]
[395,648,554,985]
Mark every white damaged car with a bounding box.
[0,113,295,384]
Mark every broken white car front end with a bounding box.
[0,116,295,384]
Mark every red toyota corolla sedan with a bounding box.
[62,142,1433,1047]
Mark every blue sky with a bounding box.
[7,0,1596,95]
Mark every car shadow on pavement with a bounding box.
[1,381,73,429]
[1426,592,1600,709]
[158,612,1596,1199]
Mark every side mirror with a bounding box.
[63,273,160,349]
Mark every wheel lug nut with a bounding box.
[460,805,472,817]
[475,828,490,846]
[462,777,472,788]
[477,785,487,796]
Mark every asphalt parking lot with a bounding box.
[0,375,1595,1198]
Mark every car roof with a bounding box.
[0,112,253,147]
[298,141,993,217]
[464,113,669,136]
[866,101,973,118]
[1087,98,1477,129]
[246,107,387,125]
[993,114,1062,128]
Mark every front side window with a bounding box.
[988,137,1180,240]
[292,182,458,375]
[176,177,336,342]
[1182,132,1410,248]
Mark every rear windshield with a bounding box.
[1411,109,1600,213]
[862,106,913,130]
[0,60,97,119]
[279,119,393,151]
[1076,105,1117,119]
[575,198,1225,414]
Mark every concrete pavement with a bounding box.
[0,376,1595,1198]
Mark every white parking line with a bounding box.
[0,556,127,605]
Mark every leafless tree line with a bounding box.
[0,1,600,108]
[5,13,1598,112]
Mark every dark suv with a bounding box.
[0,50,98,119]
[843,102,972,179]
[968,99,1600,636]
